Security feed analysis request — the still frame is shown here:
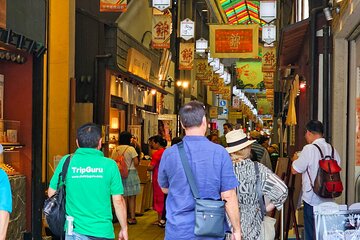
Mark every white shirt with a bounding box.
[292,138,341,206]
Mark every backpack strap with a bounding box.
[313,144,324,159]
[330,145,334,159]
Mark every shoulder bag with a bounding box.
[177,141,226,238]
[43,155,72,238]
[254,162,276,240]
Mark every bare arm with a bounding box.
[133,157,139,167]
[221,189,241,240]
[112,194,128,240]
[161,188,168,194]
[0,210,9,240]
[47,187,56,198]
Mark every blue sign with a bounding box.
[223,108,228,115]
[219,100,226,107]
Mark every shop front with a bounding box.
[0,0,46,238]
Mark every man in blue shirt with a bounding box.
[0,168,12,240]
[158,101,241,240]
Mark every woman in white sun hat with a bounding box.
[225,129,288,240]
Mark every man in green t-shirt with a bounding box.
[48,123,127,240]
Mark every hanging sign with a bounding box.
[262,47,276,72]
[179,43,194,70]
[153,0,171,11]
[180,18,195,41]
[210,24,259,58]
[195,59,210,80]
[126,48,151,80]
[262,24,276,45]
[260,0,277,23]
[100,0,127,12]
[0,0,5,29]
[152,14,172,49]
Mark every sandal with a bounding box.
[158,220,166,228]
[127,218,137,225]
[152,220,160,225]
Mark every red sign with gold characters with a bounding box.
[152,14,172,49]
[262,47,276,72]
[210,24,259,58]
[100,0,127,12]
[179,43,194,70]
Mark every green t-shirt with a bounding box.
[49,148,123,239]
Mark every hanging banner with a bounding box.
[207,74,220,86]
[195,59,210,80]
[262,47,276,72]
[153,0,171,11]
[152,14,172,49]
[0,0,5,29]
[210,24,259,58]
[263,72,274,88]
[100,0,127,12]
[180,18,195,41]
[262,24,276,45]
[236,61,264,89]
[179,43,194,70]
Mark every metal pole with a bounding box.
[323,24,331,142]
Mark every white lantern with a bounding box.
[210,58,220,71]
[215,63,224,75]
[262,24,276,44]
[180,18,195,41]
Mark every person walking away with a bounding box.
[111,131,140,225]
[249,130,272,169]
[147,135,167,226]
[225,129,288,240]
[0,166,12,240]
[48,123,128,239]
[292,120,341,240]
[219,123,233,147]
[158,101,241,240]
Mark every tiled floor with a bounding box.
[114,210,165,240]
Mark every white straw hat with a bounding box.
[225,129,256,153]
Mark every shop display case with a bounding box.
[0,120,26,239]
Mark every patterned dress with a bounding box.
[227,158,288,240]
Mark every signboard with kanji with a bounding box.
[210,24,259,58]
[152,14,172,49]
[100,0,127,12]
[179,43,194,70]
[262,47,276,72]
[236,61,264,89]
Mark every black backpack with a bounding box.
[307,144,343,198]
[43,155,71,238]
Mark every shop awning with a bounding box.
[279,19,310,66]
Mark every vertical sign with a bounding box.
[152,14,172,49]
[180,18,195,41]
[179,43,194,70]
[153,0,171,11]
[0,0,5,29]
[100,0,127,12]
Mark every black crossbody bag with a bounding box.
[43,155,71,239]
[177,141,226,238]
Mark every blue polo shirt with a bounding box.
[158,136,239,240]
[0,169,12,213]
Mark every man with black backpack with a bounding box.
[291,120,342,240]
[47,123,128,240]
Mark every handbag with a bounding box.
[115,146,129,178]
[43,155,72,238]
[178,141,226,238]
[254,162,276,240]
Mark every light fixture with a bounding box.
[176,81,183,87]
[182,81,189,89]
[323,7,333,21]
[300,81,306,89]
[151,89,157,95]
[111,117,119,129]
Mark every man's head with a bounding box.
[305,120,324,143]
[223,123,233,134]
[76,123,102,149]
[179,101,207,134]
